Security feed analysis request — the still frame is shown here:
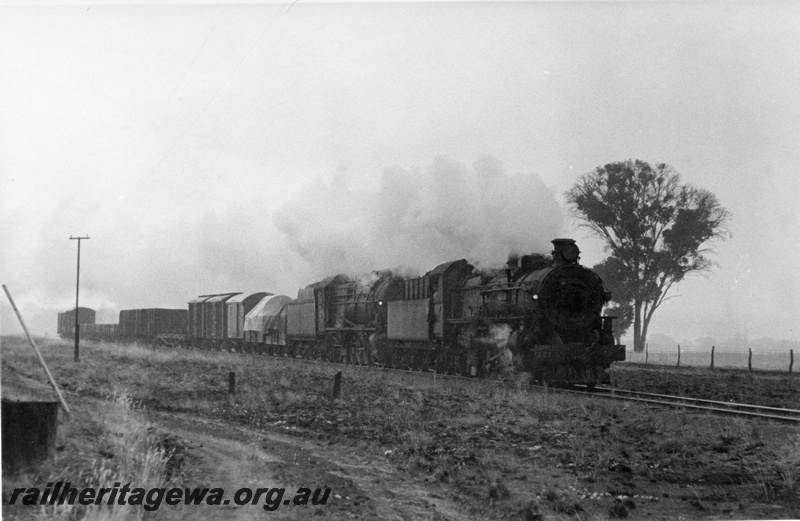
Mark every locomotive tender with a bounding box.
[59,238,624,385]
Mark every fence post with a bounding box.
[228,371,236,405]
[748,348,752,372]
[677,344,681,367]
[332,371,342,399]
[645,343,648,365]
[791,350,794,374]
[710,345,715,369]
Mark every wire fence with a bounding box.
[623,345,796,373]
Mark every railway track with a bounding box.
[190,343,800,423]
[572,386,800,424]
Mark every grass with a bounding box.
[3,335,800,520]
[2,389,178,521]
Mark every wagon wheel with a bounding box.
[339,338,349,364]
[381,345,393,367]
[374,338,391,367]
[445,349,463,375]
[416,350,429,372]
[406,351,416,371]
[312,342,324,361]
[398,350,410,370]
[343,336,354,365]
[432,349,446,374]
[324,332,340,363]
[353,334,372,366]
[342,333,355,365]
[389,349,401,369]
[411,350,422,371]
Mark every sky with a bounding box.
[1,1,799,348]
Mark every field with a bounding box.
[2,336,800,520]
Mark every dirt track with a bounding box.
[152,412,470,520]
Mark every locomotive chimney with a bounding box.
[551,238,580,266]
[506,254,519,283]
[506,254,519,271]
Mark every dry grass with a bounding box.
[3,390,175,521]
[4,335,800,520]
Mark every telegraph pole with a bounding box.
[70,235,89,362]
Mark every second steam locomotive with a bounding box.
[59,238,625,385]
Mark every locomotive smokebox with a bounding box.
[552,238,580,265]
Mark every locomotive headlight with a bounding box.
[532,294,539,300]
[378,301,383,306]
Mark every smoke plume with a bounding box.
[274,155,565,279]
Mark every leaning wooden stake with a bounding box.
[3,284,71,417]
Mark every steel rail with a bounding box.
[568,386,800,424]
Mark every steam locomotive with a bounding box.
[58,238,625,385]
